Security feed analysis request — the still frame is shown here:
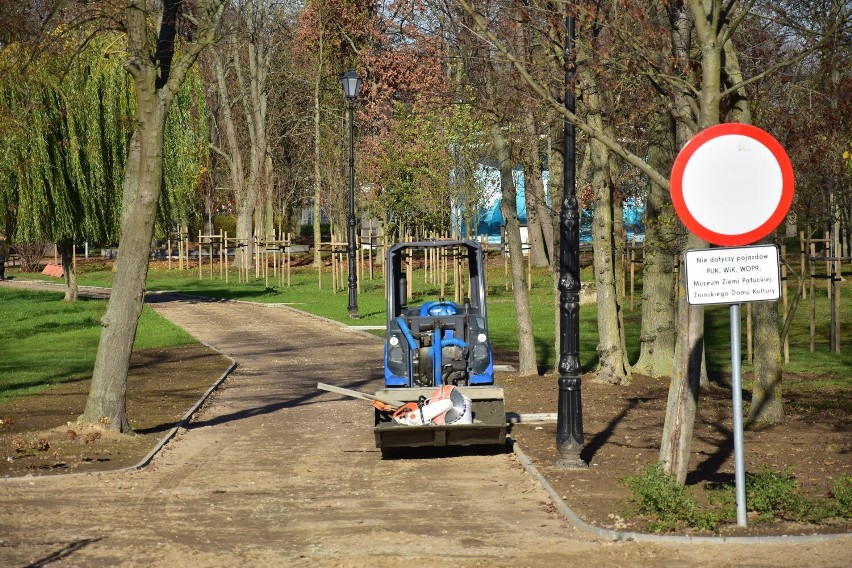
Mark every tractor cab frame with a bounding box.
[383,240,494,388]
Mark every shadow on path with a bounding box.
[24,538,103,568]
[186,372,382,430]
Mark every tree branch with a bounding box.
[209,142,230,162]
[455,0,671,190]
[687,0,711,44]
[162,0,226,107]
[721,0,757,45]
[340,30,362,56]
[719,44,820,99]
[154,0,179,89]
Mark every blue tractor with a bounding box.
[383,240,494,388]
[374,240,505,454]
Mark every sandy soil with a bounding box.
[0,289,850,566]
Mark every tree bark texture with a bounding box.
[659,233,705,484]
[522,111,551,267]
[312,23,325,268]
[491,123,537,376]
[547,116,564,252]
[212,47,248,268]
[721,42,786,424]
[669,1,696,144]
[613,194,626,301]
[747,298,785,425]
[633,112,677,378]
[230,18,269,271]
[82,99,165,432]
[579,50,631,385]
[513,3,552,269]
[660,0,727,482]
[262,152,275,238]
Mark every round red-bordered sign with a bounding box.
[670,123,794,246]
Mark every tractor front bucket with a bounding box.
[373,386,506,456]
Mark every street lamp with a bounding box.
[556,8,586,468]
[341,69,362,319]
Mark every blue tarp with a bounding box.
[468,168,528,241]
[462,166,645,245]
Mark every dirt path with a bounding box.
[1,294,848,566]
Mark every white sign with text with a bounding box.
[685,245,781,305]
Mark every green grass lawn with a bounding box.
[2,253,848,405]
[0,287,195,401]
[7,254,849,379]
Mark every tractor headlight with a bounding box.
[388,345,404,364]
[389,336,400,347]
[473,343,488,361]
[477,333,487,343]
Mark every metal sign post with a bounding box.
[729,303,747,526]
[685,244,782,526]
[672,124,794,528]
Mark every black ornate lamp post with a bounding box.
[556,8,586,468]
[341,69,362,319]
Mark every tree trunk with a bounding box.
[81,0,224,432]
[522,112,549,268]
[491,123,537,376]
[82,99,165,432]
[231,26,267,273]
[536,176,555,266]
[549,120,564,362]
[212,47,249,271]
[588,145,630,384]
[633,112,676,378]
[58,241,78,302]
[312,25,325,268]
[264,152,275,238]
[580,46,631,385]
[721,41,786,425]
[660,0,725,482]
[748,299,785,424]
[204,107,218,236]
[236,205,253,272]
[613,189,626,301]
[659,235,705,484]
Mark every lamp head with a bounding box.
[341,69,362,100]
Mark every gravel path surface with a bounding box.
[1,291,848,566]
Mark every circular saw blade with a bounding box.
[441,387,471,424]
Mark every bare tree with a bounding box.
[632,109,678,378]
[208,1,277,271]
[491,121,538,375]
[576,11,631,385]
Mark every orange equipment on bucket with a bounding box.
[390,385,473,426]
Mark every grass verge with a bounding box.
[0,287,195,401]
